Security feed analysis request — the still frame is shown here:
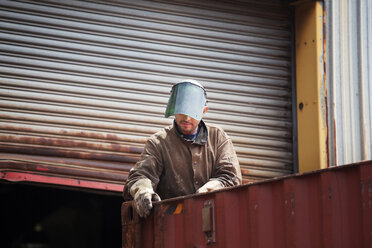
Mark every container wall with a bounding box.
[122,160,372,248]
[325,0,372,166]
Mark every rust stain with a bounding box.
[0,144,141,163]
[0,134,144,154]
[240,168,250,179]
[0,152,134,171]
[36,165,49,172]
[106,133,120,140]
[121,202,144,248]
[0,123,147,144]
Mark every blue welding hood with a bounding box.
[164,80,207,121]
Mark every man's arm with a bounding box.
[123,140,163,217]
[197,131,242,193]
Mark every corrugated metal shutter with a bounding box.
[325,0,372,166]
[0,0,293,189]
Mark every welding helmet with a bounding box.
[164,79,207,121]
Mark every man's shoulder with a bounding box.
[148,124,174,142]
[205,122,230,140]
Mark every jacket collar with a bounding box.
[173,120,208,145]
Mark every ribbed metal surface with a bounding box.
[326,0,372,166]
[122,160,372,248]
[0,0,293,186]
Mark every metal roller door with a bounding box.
[0,0,293,189]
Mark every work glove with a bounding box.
[196,180,224,193]
[129,178,161,218]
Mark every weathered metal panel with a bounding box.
[326,0,372,166]
[295,1,327,172]
[122,160,372,248]
[0,0,293,187]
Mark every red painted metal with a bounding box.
[0,171,123,192]
[122,160,372,248]
[0,152,129,192]
[0,129,141,192]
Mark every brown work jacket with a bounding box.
[123,120,242,200]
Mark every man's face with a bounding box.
[175,114,200,135]
[174,106,208,135]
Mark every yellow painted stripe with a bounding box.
[295,1,328,172]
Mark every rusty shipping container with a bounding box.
[122,160,372,248]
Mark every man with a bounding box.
[123,79,242,217]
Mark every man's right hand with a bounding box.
[130,178,161,218]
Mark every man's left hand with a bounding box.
[196,180,224,193]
